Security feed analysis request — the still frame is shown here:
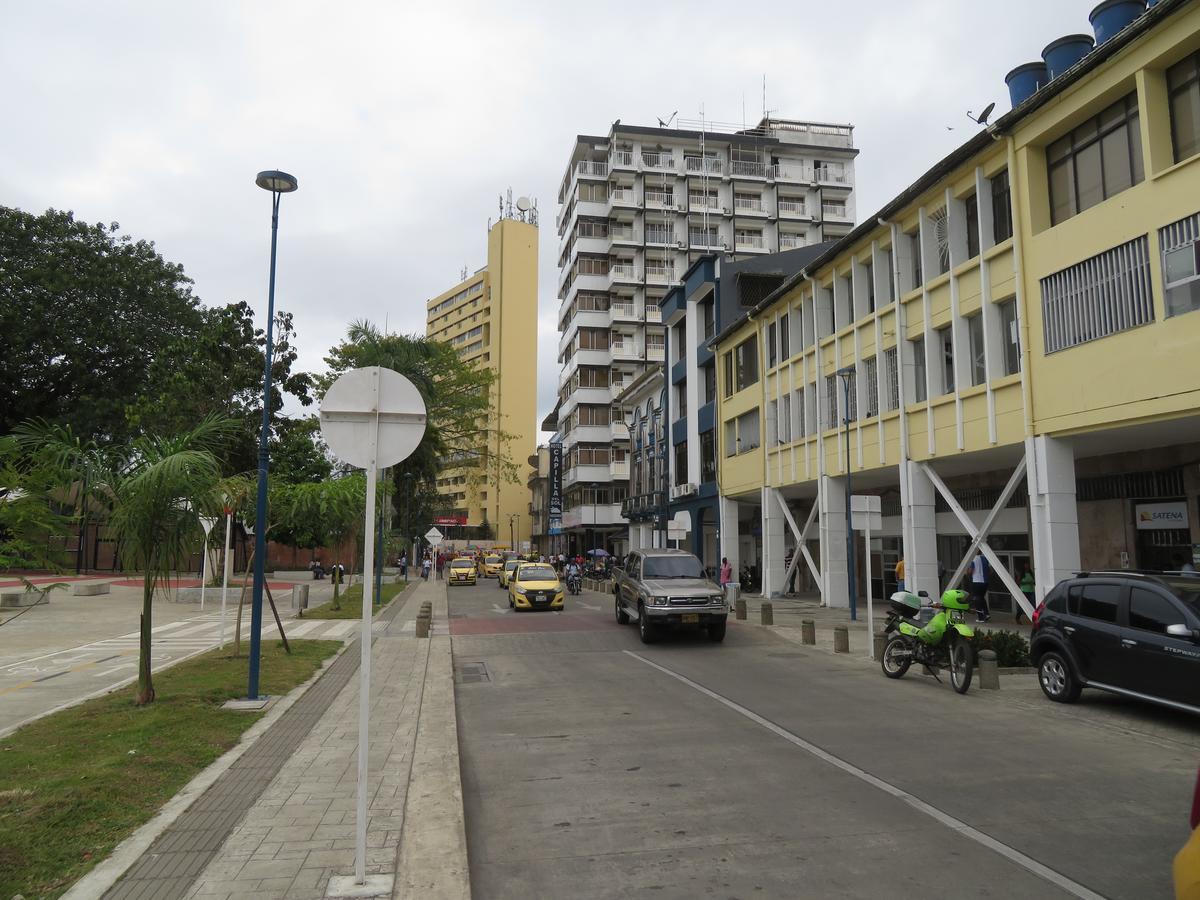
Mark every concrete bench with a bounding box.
[72,581,111,596]
[1,592,45,609]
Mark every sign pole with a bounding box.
[354,378,380,886]
[220,510,232,648]
[865,520,875,659]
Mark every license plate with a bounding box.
[682,613,699,624]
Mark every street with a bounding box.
[449,578,1197,899]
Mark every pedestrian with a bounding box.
[970,550,990,623]
[720,556,732,586]
[784,547,796,594]
[436,553,445,580]
[937,559,946,592]
[1016,562,1036,624]
[895,557,905,592]
[399,553,408,579]
[422,555,431,580]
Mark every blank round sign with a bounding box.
[319,367,428,470]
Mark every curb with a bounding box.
[395,584,471,900]
[61,640,354,900]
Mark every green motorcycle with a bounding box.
[880,588,976,694]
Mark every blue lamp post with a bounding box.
[836,366,857,621]
[247,169,298,701]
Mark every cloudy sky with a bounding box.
[2,0,1094,436]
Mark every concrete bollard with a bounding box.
[833,625,849,653]
[979,649,1000,690]
[760,602,773,625]
[415,612,431,638]
[291,584,309,610]
[872,631,887,660]
[801,619,816,645]
[735,598,747,620]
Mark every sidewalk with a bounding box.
[87,578,467,900]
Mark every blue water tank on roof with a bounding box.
[1089,0,1146,45]
[1042,34,1096,80]
[1005,61,1049,107]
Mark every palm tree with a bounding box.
[107,416,233,704]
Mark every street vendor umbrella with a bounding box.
[587,548,609,556]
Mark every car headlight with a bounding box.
[514,586,528,594]
[710,595,724,605]
[650,596,669,607]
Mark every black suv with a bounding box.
[1030,571,1200,715]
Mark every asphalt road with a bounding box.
[449,577,1198,900]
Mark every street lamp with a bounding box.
[247,169,298,701]
[836,365,857,621]
[508,512,520,552]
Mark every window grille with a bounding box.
[1040,235,1153,353]
[884,347,900,410]
[864,356,879,418]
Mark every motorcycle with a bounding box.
[567,572,582,595]
[880,588,976,694]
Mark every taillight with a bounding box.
[1031,600,1045,630]
[1190,767,1200,830]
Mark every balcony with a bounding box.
[611,458,630,479]
[773,163,815,183]
[576,159,608,179]
[685,156,723,175]
[646,344,666,361]
[610,149,635,169]
[611,341,641,361]
[609,187,638,210]
[644,190,673,210]
[779,233,807,250]
[562,503,625,528]
[609,263,638,286]
[610,224,639,245]
[611,300,639,321]
[688,230,722,250]
[731,160,767,179]
[645,266,675,285]
[734,197,766,215]
[735,234,766,251]
[778,199,808,219]
[645,229,676,247]
[641,151,675,171]
[688,196,719,214]
[645,305,662,323]
[816,165,851,186]
[822,204,851,222]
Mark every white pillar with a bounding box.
[819,475,849,608]
[1027,435,1080,603]
[900,459,940,598]
[718,495,740,576]
[761,487,787,598]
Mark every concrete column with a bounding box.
[718,495,740,576]
[900,459,940,598]
[819,475,849,608]
[761,488,787,598]
[1027,435,1081,603]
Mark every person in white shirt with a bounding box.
[970,551,990,623]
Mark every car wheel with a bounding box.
[638,603,657,644]
[615,596,630,625]
[508,595,514,609]
[707,619,726,642]
[1038,651,1081,703]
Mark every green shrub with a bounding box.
[967,629,1030,667]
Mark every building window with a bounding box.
[844,273,854,321]
[767,399,779,446]
[910,229,923,289]
[966,313,986,386]
[793,388,806,438]
[992,170,1013,243]
[725,336,758,394]
[1047,92,1144,225]
[884,347,900,410]
[1160,211,1200,317]
[674,441,688,486]
[864,261,875,312]
[965,192,980,260]
[675,381,687,418]
[702,362,716,404]
[912,337,927,403]
[700,430,716,483]
[998,298,1020,375]
[938,325,954,394]
[702,300,715,340]
[824,374,838,429]
[884,248,895,303]
[779,313,790,360]
[844,370,858,422]
[1041,234,1153,352]
[767,321,778,368]
[1169,51,1200,163]
[864,355,879,418]
[724,409,760,456]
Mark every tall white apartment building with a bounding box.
[553,117,859,555]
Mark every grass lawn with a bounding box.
[303,580,410,619]
[0,639,341,899]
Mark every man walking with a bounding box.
[970,550,990,623]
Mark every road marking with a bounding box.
[490,604,511,615]
[287,621,322,637]
[624,651,1107,900]
[577,601,600,610]
[323,621,357,639]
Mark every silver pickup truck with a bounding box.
[614,548,727,643]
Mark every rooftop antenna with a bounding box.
[968,102,997,125]
[657,110,677,128]
[460,265,468,282]
[516,195,530,223]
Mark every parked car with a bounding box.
[508,562,563,611]
[447,557,476,587]
[1029,571,1200,715]
[1175,765,1200,899]
[614,548,726,644]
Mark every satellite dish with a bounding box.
[968,102,996,125]
[516,196,531,212]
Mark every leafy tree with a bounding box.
[269,416,332,484]
[0,437,73,572]
[0,207,201,441]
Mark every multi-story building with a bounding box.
[555,117,858,555]
[425,213,538,545]
[527,445,551,556]
[616,367,666,556]
[712,0,1200,617]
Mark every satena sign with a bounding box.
[1135,501,1189,530]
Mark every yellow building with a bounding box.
[425,213,539,546]
[713,0,1200,615]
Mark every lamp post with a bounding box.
[247,169,298,701]
[836,365,857,621]
[508,513,519,552]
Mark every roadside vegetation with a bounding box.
[303,581,408,619]
[0,640,340,899]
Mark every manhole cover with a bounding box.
[454,661,491,684]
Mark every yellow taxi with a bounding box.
[481,555,504,578]
[447,557,477,587]
[497,558,521,590]
[1175,767,1200,899]
[508,561,563,611]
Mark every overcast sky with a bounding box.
[2,0,1094,438]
